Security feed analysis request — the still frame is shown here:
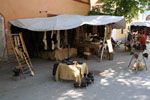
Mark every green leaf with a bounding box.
[100,0,150,23]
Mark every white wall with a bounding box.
[112,29,116,40]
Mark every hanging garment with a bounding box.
[87,25,93,33]
[56,30,61,49]
[51,31,55,50]
[52,31,57,44]
[46,31,52,50]
[67,29,72,44]
[92,26,97,34]
[74,27,80,43]
[59,30,65,48]
[43,31,48,50]
[64,30,68,46]
[97,25,105,37]
[68,29,75,45]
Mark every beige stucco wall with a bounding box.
[0,0,90,28]
[115,23,131,41]
[115,29,128,40]
[0,0,90,55]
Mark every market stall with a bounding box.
[9,14,126,61]
[130,21,150,33]
[124,21,150,51]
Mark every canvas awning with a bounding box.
[9,14,126,31]
[130,21,150,27]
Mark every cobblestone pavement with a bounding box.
[0,45,150,100]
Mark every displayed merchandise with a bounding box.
[73,72,94,88]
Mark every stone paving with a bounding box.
[0,45,150,100]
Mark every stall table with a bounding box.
[79,41,102,50]
[55,62,88,83]
[77,41,102,55]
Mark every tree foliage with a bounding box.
[88,7,101,15]
[100,0,150,22]
[88,6,104,15]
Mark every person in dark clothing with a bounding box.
[127,32,132,42]
[126,31,132,51]
[133,41,141,51]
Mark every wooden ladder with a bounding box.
[8,33,34,78]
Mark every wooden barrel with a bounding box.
[84,47,91,60]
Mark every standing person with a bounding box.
[126,31,132,51]
[140,32,146,50]
[145,27,150,42]
[127,31,132,42]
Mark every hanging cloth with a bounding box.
[56,30,61,49]
[51,31,55,50]
[43,31,47,50]
[64,30,68,46]
[93,26,98,34]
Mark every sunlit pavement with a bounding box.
[0,44,150,100]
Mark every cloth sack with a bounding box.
[132,61,145,71]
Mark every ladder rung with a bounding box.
[8,33,34,78]
[23,69,31,74]
[20,61,26,63]
[24,71,31,74]
[21,64,28,67]
[23,68,29,71]
[20,63,27,66]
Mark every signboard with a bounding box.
[107,39,113,53]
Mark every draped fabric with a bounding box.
[55,62,88,83]
[9,14,126,31]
